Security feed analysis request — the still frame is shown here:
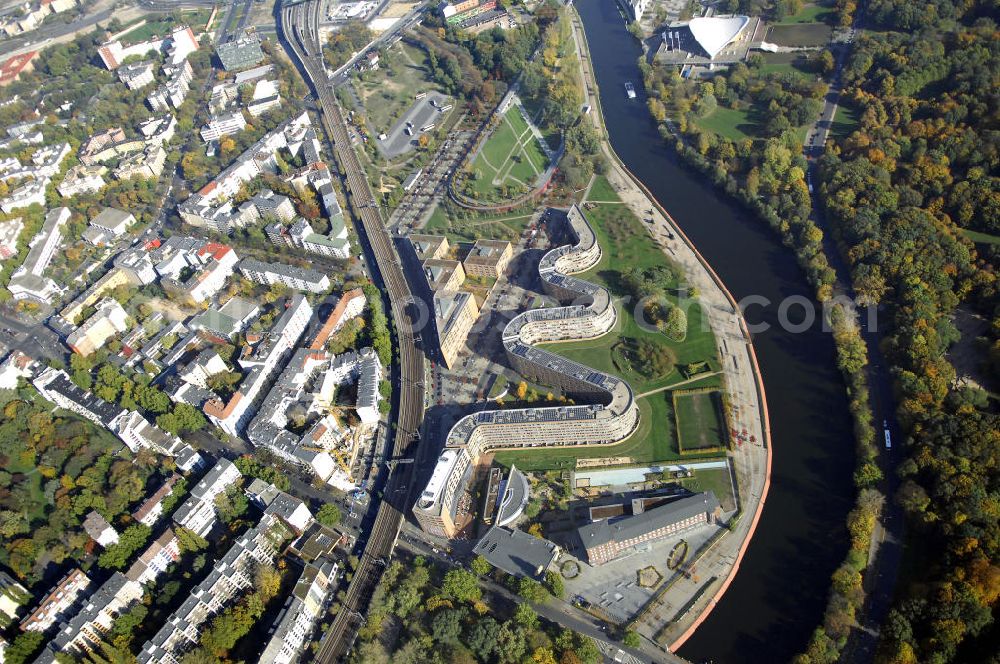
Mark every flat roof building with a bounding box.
[434,290,478,369]
[579,491,721,565]
[216,30,265,71]
[473,526,560,579]
[410,234,449,261]
[423,258,465,293]
[238,257,330,293]
[464,239,512,278]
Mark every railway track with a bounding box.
[279,2,426,660]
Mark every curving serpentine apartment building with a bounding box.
[414,205,640,538]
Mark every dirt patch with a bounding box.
[947,306,995,392]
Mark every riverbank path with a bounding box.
[568,7,771,655]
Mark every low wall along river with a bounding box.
[575,1,856,661]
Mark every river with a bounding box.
[574,1,856,661]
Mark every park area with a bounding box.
[462,105,551,203]
[352,42,444,135]
[493,177,722,471]
[423,205,535,242]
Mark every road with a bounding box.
[0,4,114,57]
[800,4,905,660]
[279,1,428,660]
[397,533,690,664]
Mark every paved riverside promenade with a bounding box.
[568,9,771,656]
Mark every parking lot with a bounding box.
[378,91,453,159]
[389,129,475,231]
[563,522,721,624]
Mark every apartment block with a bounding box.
[157,240,239,304]
[203,294,312,437]
[0,216,23,259]
[433,290,478,369]
[246,79,281,118]
[82,511,118,547]
[125,529,181,585]
[37,572,142,662]
[200,110,247,142]
[137,114,177,145]
[414,206,639,539]
[117,60,155,90]
[238,257,330,293]
[32,368,125,426]
[464,239,512,278]
[66,297,128,356]
[131,474,182,526]
[0,179,46,215]
[307,288,366,349]
[58,164,106,198]
[137,514,292,663]
[410,233,450,261]
[423,259,465,293]
[172,458,242,537]
[258,559,338,663]
[114,144,167,180]
[0,571,27,622]
[20,569,91,633]
[7,206,71,302]
[79,127,143,166]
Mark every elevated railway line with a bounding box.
[279,1,426,660]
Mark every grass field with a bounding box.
[540,187,719,395]
[585,175,619,202]
[696,106,758,141]
[467,106,550,201]
[760,52,812,77]
[766,23,834,47]
[674,390,727,452]
[679,465,737,511]
[831,103,861,138]
[774,2,835,24]
[423,206,535,242]
[355,43,441,135]
[120,10,214,43]
[963,229,1000,245]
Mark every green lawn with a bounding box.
[466,107,550,202]
[423,206,535,242]
[766,23,834,47]
[831,103,861,139]
[541,201,719,394]
[120,10,213,44]
[774,2,835,24]
[481,121,520,167]
[678,466,737,512]
[759,52,812,77]
[963,229,1000,245]
[494,394,678,470]
[585,175,619,202]
[674,390,727,452]
[696,106,758,141]
[496,194,720,471]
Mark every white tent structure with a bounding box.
[688,15,751,59]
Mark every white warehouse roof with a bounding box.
[688,15,751,59]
